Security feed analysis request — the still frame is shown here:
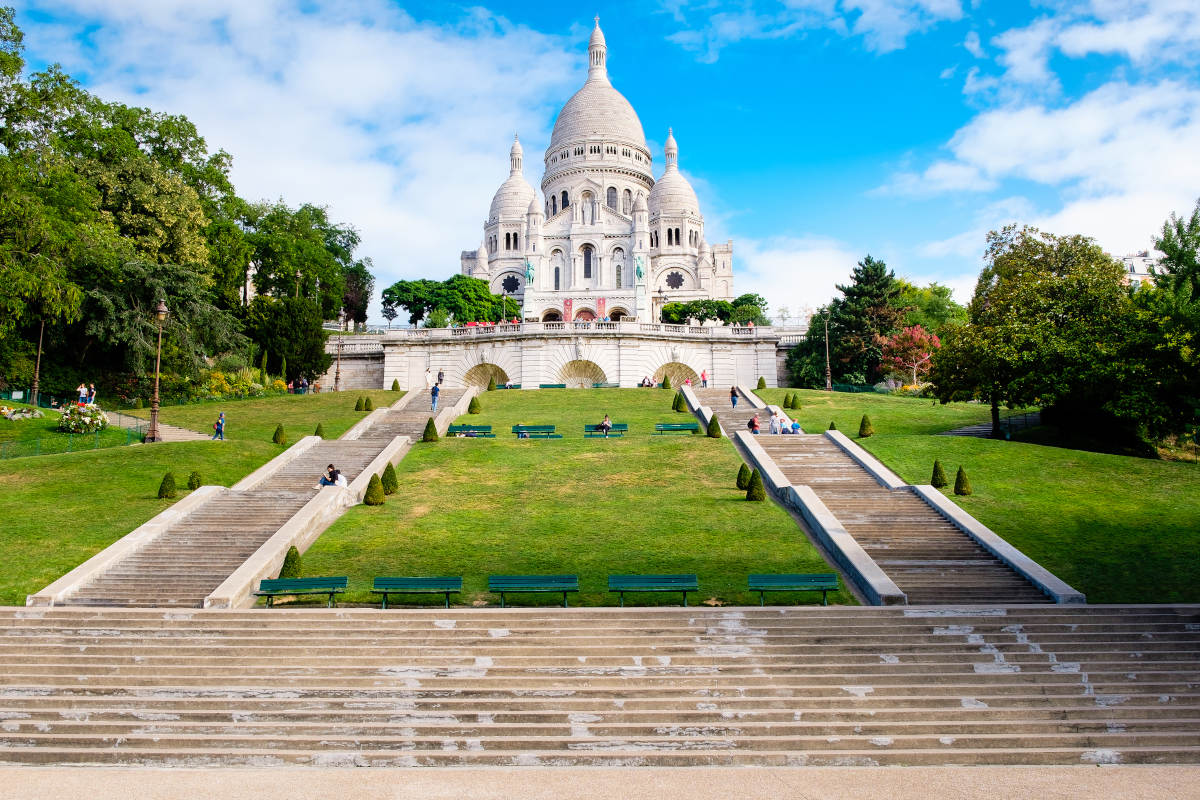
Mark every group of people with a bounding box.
[75,383,97,406]
[286,377,311,394]
[456,319,521,328]
[746,410,802,435]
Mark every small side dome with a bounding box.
[648,127,700,218]
[698,238,711,256]
[489,134,535,220]
[632,193,648,213]
[527,195,542,216]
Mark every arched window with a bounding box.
[554,266,560,290]
[667,228,674,246]
[504,232,510,250]
[561,191,569,209]
[622,189,632,214]
[675,228,681,246]
[606,187,617,209]
[582,245,593,279]
[613,248,624,289]
[551,196,557,215]
[513,233,519,250]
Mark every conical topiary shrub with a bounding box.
[954,466,973,496]
[791,394,801,411]
[672,391,685,412]
[364,397,375,411]
[707,414,721,438]
[931,459,948,489]
[661,374,672,391]
[187,471,202,490]
[364,474,386,505]
[487,376,496,391]
[381,462,399,495]
[468,396,482,414]
[736,462,751,490]
[260,350,269,377]
[858,414,874,438]
[279,545,302,579]
[745,468,766,501]
[314,422,326,438]
[422,417,439,442]
[391,378,401,391]
[272,424,287,445]
[279,356,287,384]
[133,397,143,409]
[354,396,365,412]
[828,421,837,431]
[158,472,177,499]
[756,376,766,390]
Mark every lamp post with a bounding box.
[823,309,832,392]
[657,288,668,322]
[31,318,44,409]
[146,299,169,442]
[502,291,508,322]
[334,309,345,393]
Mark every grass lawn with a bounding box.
[299,388,855,607]
[754,388,1023,436]
[122,389,403,442]
[0,403,133,458]
[861,435,1200,603]
[0,440,278,606]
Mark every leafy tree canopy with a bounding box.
[245,296,331,382]
[381,274,505,326]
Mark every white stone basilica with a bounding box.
[460,18,734,323]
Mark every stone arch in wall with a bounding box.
[541,309,563,322]
[574,307,596,321]
[463,363,509,388]
[608,306,630,321]
[653,361,699,387]
[559,360,607,388]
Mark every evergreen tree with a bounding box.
[157,472,177,499]
[736,462,751,490]
[364,474,385,505]
[364,397,374,411]
[745,468,766,501]
[931,459,948,488]
[828,421,837,431]
[706,414,721,438]
[468,396,481,414]
[756,376,766,390]
[391,378,400,391]
[487,376,496,391]
[354,396,364,411]
[954,466,973,496]
[661,374,672,391]
[279,546,302,579]
[381,462,399,495]
[421,417,439,442]
[272,424,286,445]
[314,422,326,438]
[187,471,202,490]
[858,414,874,437]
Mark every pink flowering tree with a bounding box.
[880,325,940,385]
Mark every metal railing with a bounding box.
[0,427,142,460]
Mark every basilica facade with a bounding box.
[460,19,734,323]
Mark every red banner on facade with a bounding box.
[597,297,606,320]
[563,298,573,321]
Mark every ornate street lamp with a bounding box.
[334,308,346,393]
[146,299,169,442]
[824,309,833,392]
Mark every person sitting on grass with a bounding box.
[319,464,340,487]
[599,414,613,438]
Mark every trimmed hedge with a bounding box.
[706,414,721,438]
[858,414,874,438]
[756,376,766,390]
[955,466,973,496]
[745,468,766,501]
[661,374,672,391]
[354,396,365,412]
[391,379,401,391]
[158,472,177,499]
[314,422,326,438]
[422,417,439,442]
[381,462,399,495]
[364,397,374,412]
[279,546,302,579]
[487,377,496,391]
[736,462,751,490]
[468,396,482,414]
[364,474,386,505]
[272,424,287,445]
[931,459,948,489]
[187,471,202,490]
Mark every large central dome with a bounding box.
[547,20,646,153]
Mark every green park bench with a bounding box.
[372,576,462,609]
[583,423,628,438]
[608,574,699,606]
[494,383,521,389]
[538,383,567,389]
[489,574,579,607]
[592,382,620,388]
[748,573,839,606]
[254,576,347,608]
[512,425,562,439]
[447,424,495,438]
[654,422,699,435]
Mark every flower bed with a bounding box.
[57,404,109,434]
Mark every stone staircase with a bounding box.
[60,437,392,609]
[694,389,1051,605]
[359,389,466,441]
[0,605,1196,766]
[756,436,1051,606]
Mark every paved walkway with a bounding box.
[940,411,1041,438]
[105,409,208,442]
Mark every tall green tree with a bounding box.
[381,274,503,325]
[246,296,331,382]
[1153,197,1200,302]
[893,280,967,335]
[341,258,375,329]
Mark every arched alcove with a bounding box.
[574,308,596,321]
[608,307,630,321]
[559,360,607,388]
[541,309,563,322]
[463,363,509,388]
[653,362,699,387]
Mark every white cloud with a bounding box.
[14,0,582,318]
[963,30,984,57]
[735,235,864,319]
[940,64,958,79]
[663,0,962,61]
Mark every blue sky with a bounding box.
[11,0,1200,321]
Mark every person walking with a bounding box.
[431,383,440,412]
[425,368,433,388]
[747,414,760,434]
[701,370,707,388]
[730,387,738,408]
[437,369,444,386]
[211,412,225,441]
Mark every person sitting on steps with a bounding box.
[319,464,340,487]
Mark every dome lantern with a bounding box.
[588,17,607,83]
[510,134,523,175]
